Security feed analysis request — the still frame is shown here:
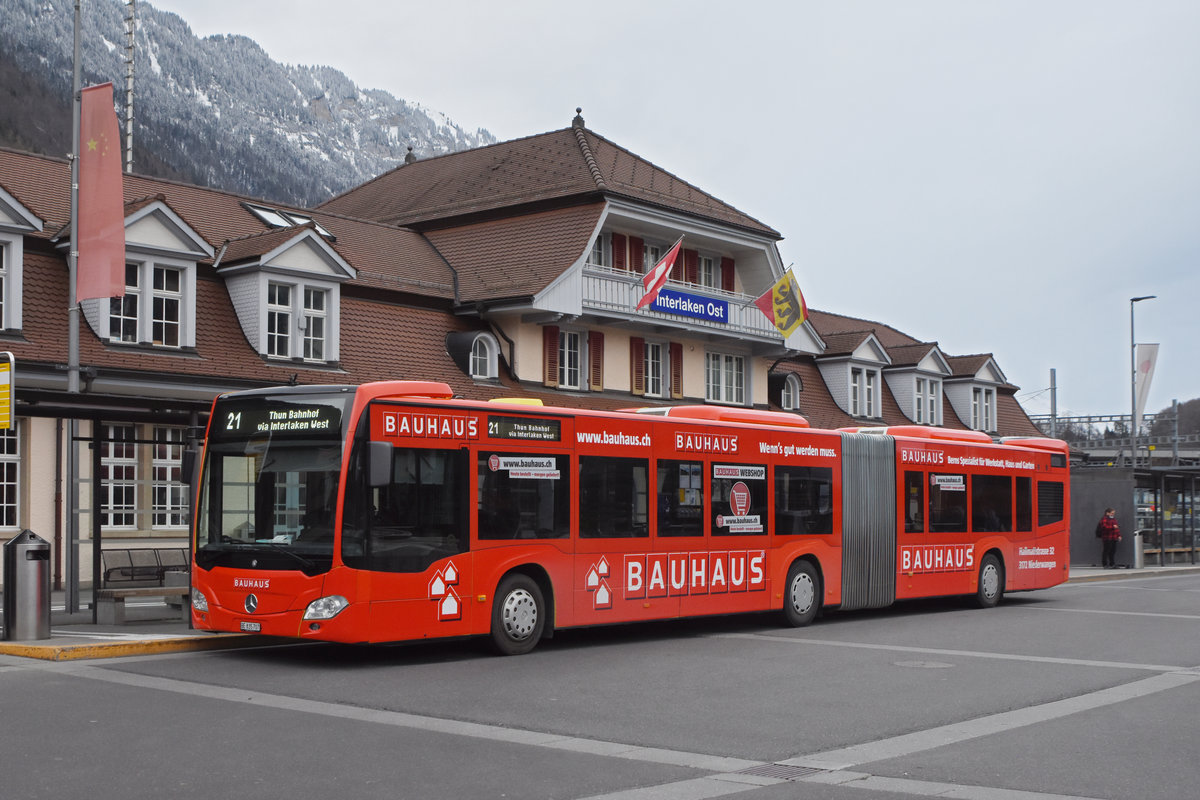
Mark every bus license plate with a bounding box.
[239,621,261,633]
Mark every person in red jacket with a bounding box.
[1096,508,1122,568]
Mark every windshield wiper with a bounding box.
[204,539,323,573]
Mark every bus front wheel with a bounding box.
[490,574,545,655]
[783,560,820,627]
[975,554,1004,608]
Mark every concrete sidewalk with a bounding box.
[3,563,1199,661]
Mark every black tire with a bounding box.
[490,574,545,655]
[975,554,1004,608]
[782,560,820,627]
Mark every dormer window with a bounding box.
[781,374,801,412]
[264,281,331,363]
[108,260,190,347]
[470,334,499,379]
[851,367,879,417]
[972,387,995,432]
[915,378,940,425]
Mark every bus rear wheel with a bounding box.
[975,554,1004,608]
[490,574,545,655]
[783,560,820,627]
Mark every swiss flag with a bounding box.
[635,236,684,310]
[77,83,125,301]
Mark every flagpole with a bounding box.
[65,0,82,614]
[69,0,81,395]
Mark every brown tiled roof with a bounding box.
[945,354,995,378]
[0,147,455,300]
[425,204,605,302]
[996,392,1042,436]
[319,125,779,237]
[806,308,922,349]
[885,342,941,368]
[816,330,878,358]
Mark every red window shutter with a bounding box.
[684,249,699,284]
[630,337,645,396]
[543,326,559,387]
[612,233,627,271]
[629,236,645,272]
[669,342,684,399]
[589,330,604,391]
[720,257,735,292]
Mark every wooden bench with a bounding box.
[95,586,191,625]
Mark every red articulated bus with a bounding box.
[190,380,1070,655]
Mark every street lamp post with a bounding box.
[1130,295,1155,468]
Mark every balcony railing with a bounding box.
[582,262,780,341]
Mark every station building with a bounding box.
[0,111,1040,591]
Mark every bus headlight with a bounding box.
[303,595,349,620]
[191,588,209,613]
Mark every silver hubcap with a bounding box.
[981,564,999,599]
[790,573,815,615]
[501,588,538,641]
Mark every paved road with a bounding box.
[2,572,1198,799]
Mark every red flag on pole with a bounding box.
[635,235,684,310]
[77,83,125,301]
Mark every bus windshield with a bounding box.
[195,390,353,574]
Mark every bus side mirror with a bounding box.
[368,441,393,487]
[182,448,199,488]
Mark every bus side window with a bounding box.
[656,460,704,537]
[579,457,649,538]
[775,466,833,535]
[972,475,1012,532]
[928,473,968,532]
[478,452,570,539]
[903,470,924,533]
[1016,476,1033,531]
[711,462,768,537]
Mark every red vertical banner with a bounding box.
[77,83,125,301]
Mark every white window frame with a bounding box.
[850,366,880,418]
[101,424,137,529]
[558,330,582,389]
[107,257,196,348]
[645,342,665,398]
[643,243,662,271]
[0,232,26,331]
[152,426,188,529]
[781,374,801,412]
[972,387,995,432]
[698,255,716,288]
[151,265,182,347]
[470,333,500,380]
[267,282,292,358]
[915,377,940,424]
[590,233,608,268]
[302,286,327,361]
[705,352,745,405]
[0,424,19,529]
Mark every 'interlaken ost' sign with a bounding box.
[650,288,729,323]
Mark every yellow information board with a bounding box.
[0,353,13,430]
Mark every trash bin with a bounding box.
[2,530,51,641]
[1133,530,1145,570]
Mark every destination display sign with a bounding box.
[213,399,344,441]
[650,288,729,323]
[487,415,562,442]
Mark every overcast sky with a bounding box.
[149,0,1199,421]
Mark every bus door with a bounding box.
[678,460,771,617]
[354,406,477,642]
[573,454,659,626]
[900,467,972,599]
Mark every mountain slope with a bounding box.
[0,0,496,207]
